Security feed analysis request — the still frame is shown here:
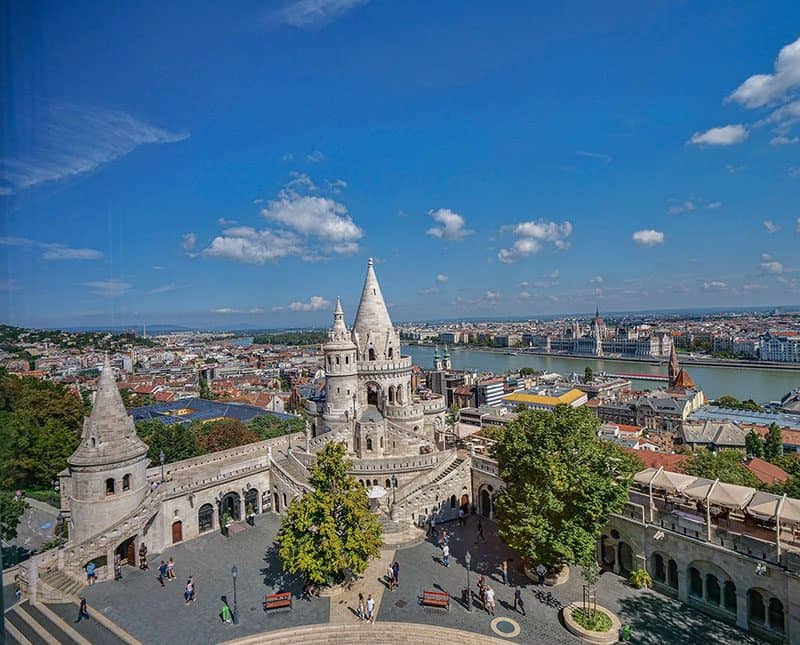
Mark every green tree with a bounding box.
[492,406,638,569]
[197,418,259,453]
[248,415,305,440]
[519,367,536,377]
[713,395,741,409]
[276,441,382,585]
[135,419,203,464]
[445,403,460,428]
[745,429,765,459]
[0,492,29,541]
[764,423,783,462]
[682,449,760,488]
[584,366,593,383]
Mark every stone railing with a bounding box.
[348,453,441,475]
[165,460,269,496]
[394,449,458,503]
[383,403,425,420]
[357,356,412,372]
[385,419,430,447]
[270,455,311,495]
[471,455,500,477]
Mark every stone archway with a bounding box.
[480,488,492,518]
[220,492,241,523]
[366,382,382,407]
[617,542,634,577]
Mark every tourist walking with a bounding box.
[501,559,509,586]
[442,543,450,567]
[75,597,89,623]
[85,561,97,586]
[386,564,395,590]
[113,553,122,581]
[167,557,176,580]
[158,561,167,587]
[477,575,486,608]
[366,594,376,624]
[514,587,525,615]
[357,592,366,620]
[484,585,496,616]
[428,515,436,537]
[458,507,465,527]
[536,563,547,586]
[184,578,195,604]
[139,543,148,570]
[477,519,485,542]
[220,601,232,624]
[14,575,21,603]
[392,561,400,588]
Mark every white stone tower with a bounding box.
[321,297,358,435]
[67,356,150,542]
[352,258,400,363]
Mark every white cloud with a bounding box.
[497,220,573,263]
[151,283,178,294]
[287,296,331,311]
[0,236,103,260]
[703,281,727,290]
[217,217,237,226]
[575,150,612,163]
[426,208,473,241]
[688,125,748,146]
[632,229,665,247]
[182,232,197,251]
[435,274,448,283]
[707,201,723,209]
[271,0,368,29]
[0,102,187,194]
[589,275,604,284]
[518,291,531,300]
[201,176,363,264]
[418,287,438,295]
[518,281,529,288]
[248,307,265,314]
[305,150,325,163]
[771,134,800,145]
[727,37,800,108]
[213,308,239,314]
[484,290,502,302]
[84,279,132,298]
[726,164,745,174]
[760,253,784,274]
[763,219,779,234]
[668,200,696,215]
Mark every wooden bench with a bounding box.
[420,590,449,611]
[264,591,293,611]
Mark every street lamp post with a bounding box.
[159,450,165,483]
[231,564,240,624]
[391,474,397,506]
[465,550,472,612]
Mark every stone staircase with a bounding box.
[3,599,127,645]
[40,569,85,598]
[377,512,426,547]
[395,453,465,504]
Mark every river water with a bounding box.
[229,337,799,404]
[404,345,800,404]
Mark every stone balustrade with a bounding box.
[471,455,500,477]
[357,356,412,372]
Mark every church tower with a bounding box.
[67,356,150,542]
[433,345,443,371]
[443,344,452,370]
[322,298,358,434]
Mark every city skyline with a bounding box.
[3,2,800,328]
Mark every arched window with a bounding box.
[652,554,665,582]
[769,598,784,633]
[748,589,765,623]
[723,581,736,612]
[327,355,331,368]
[388,347,394,359]
[359,479,364,487]
[386,479,391,489]
[368,348,376,361]
[380,437,383,449]
[336,356,340,365]
[373,479,378,487]
[198,504,214,532]
[706,574,721,605]
[91,437,96,447]
[396,386,403,404]
[345,355,349,364]
[689,567,702,598]
[122,474,131,491]
[450,494,457,508]
[105,478,115,495]
[667,559,678,589]
[389,386,395,404]
[366,438,373,451]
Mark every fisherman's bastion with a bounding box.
[11,259,800,644]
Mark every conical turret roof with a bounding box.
[353,258,395,344]
[68,356,149,468]
[326,297,356,348]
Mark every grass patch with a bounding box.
[573,607,612,632]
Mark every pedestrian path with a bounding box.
[328,548,396,624]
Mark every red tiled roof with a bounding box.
[624,448,688,471]
[745,457,790,485]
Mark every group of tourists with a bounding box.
[157,557,177,586]
[476,575,496,615]
[385,561,400,590]
[356,592,376,623]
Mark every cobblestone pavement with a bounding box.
[77,512,767,644]
[80,514,329,645]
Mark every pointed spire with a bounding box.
[668,343,680,386]
[353,257,395,351]
[68,356,148,467]
[331,297,347,334]
[443,344,450,358]
[433,344,440,359]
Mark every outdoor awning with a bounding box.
[708,482,756,509]
[634,468,659,486]
[747,491,783,520]
[780,497,800,525]
[367,485,387,499]
[682,478,716,502]
[650,470,697,493]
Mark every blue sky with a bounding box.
[2,1,800,329]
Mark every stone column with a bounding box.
[612,544,620,575]
[106,547,115,581]
[677,569,688,603]
[736,590,748,630]
[764,598,771,630]
[701,574,707,601]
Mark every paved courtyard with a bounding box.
[73,513,767,644]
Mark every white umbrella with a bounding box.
[367,485,388,499]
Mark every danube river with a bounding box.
[403,345,800,404]
[229,337,799,403]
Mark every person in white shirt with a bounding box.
[484,585,495,616]
[442,543,450,567]
[366,594,376,623]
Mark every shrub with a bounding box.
[628,568,652,589]
[573,608,612,632]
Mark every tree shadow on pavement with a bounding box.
[260,542,303,595]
